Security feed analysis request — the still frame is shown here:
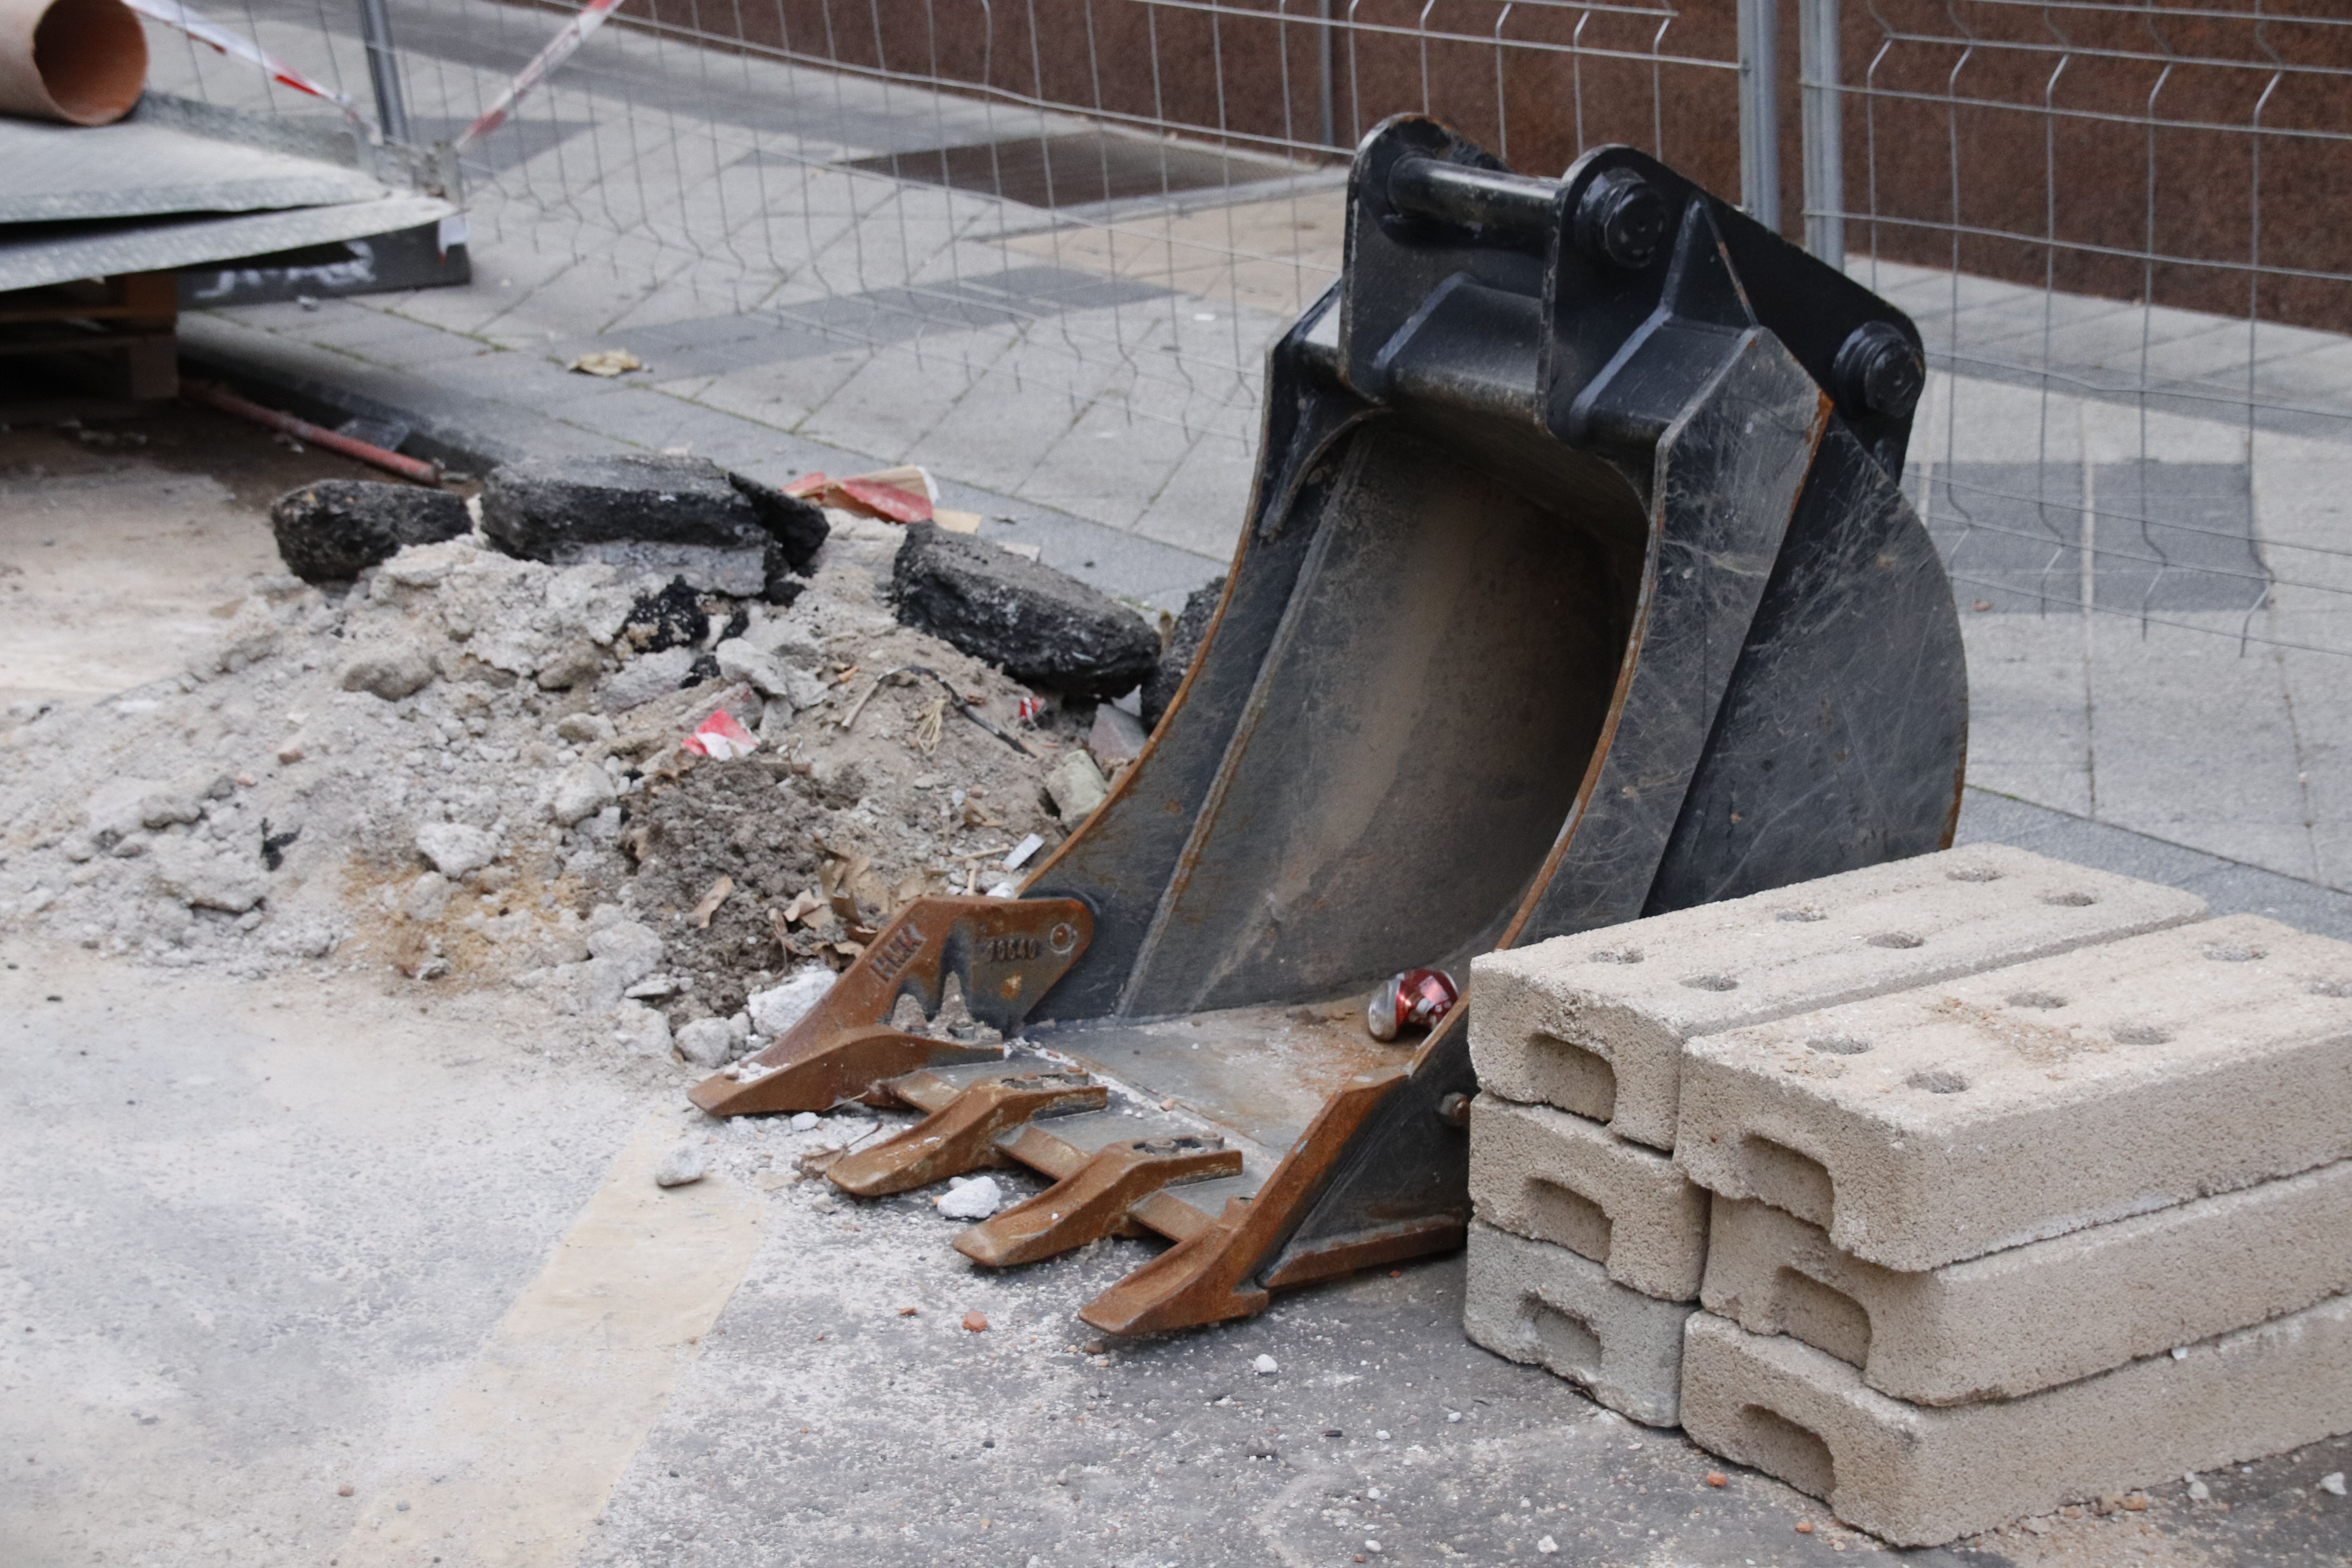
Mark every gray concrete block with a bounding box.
[1461,1220,1694,1427]
[1470,844,2205,1151]
[1468,1094,1709,1301]
[1680,1300,2352,1547]
[1675,913,2352,1271]
[1702,1161,2352,1403]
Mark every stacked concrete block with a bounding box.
[1700,1164,2352,1405]
[1673,911,2352,1544]
[1461,844,2204,1429]
[1470,843,2206,1151]
[1469,1096,1708,1300]
[1463,1220,1695,1427]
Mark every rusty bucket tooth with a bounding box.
[954,1135,1244,1268]
[689,1025,1003,1116]
[826,1071,1107,1198]
[687,894,1093,1116]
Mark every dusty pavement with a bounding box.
[5,413,2352,1568]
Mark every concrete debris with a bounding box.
[1141,575,1221,729]
[936,1175,1004,1219]
[1252,1354,1279,1376]
[748,968,835,1038]
[1047,750,1110,822]
[269,480,470,584]
[401,873,452,923]
[547,760,616,826]
[2322,1472,2347,1496]
[600,646,699,713]
[673,1016,745,1067]
[414,822,501,879]
[713,638,795,700]
[789,1111,820,1132]
[339,645,437,702]
[653,1143,708,1187]
[890,522,1159,701]
[149,838,269,914]
[611,1001,673,1056]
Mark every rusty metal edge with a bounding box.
[1075,1071,1399,1336]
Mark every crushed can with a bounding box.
[1366,968,1460,1042]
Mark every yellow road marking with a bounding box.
[338,1112,762,1566]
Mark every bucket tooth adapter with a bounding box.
[693,119,1967,1335]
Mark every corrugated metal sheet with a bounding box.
[0,114,388,223]
[0,194,455,291]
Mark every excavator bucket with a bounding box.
[691,119,1967,1335]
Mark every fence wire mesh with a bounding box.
[140,0,1736,521]
[140,0,2352,664]
[1826,0,2352,660]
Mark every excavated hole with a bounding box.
[1867,931,1923,949]
[1945,866,2002,883]
[1906,1069,1970,1094]
[1681,973,1738,992]
[2111,1024,2172,1045]
[2203,945,2265,963]
[2309,980,2352,998]
[1775,907,1827,923]
[1589,946,1643,965]
[2043,891,2097,907]
[1806,1035,1871,1055]
[2007,991,2067,1010]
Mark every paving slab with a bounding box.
[1680,1300,2352,1548]
[1675,913,2352,1271]
[1467,1094,1709,1302]
[1461,1220,1695,1428]
[1701,1163,2352,1405]
[1468,843,2207,1151]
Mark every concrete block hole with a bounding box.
[1524,1177,1613,1265]
[1733,1402,1838,1502]
[1740,1135,1835,1227]
[1527,1032,1617,1123]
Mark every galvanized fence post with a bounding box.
[1737,0,1780,232]
[1798,0,1843,265]
[355,0,410,146]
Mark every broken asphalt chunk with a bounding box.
[269,480,470,584]
[480,455,823,602]
[890,523,1158,702]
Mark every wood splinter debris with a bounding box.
[687,874,735,929]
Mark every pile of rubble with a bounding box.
[0,454,1180,1068]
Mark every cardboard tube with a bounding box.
[0,0,147,125]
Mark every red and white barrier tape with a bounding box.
[453,0,626,154]
[125,0,377,137]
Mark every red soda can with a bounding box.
[1367,968,1459,1041]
